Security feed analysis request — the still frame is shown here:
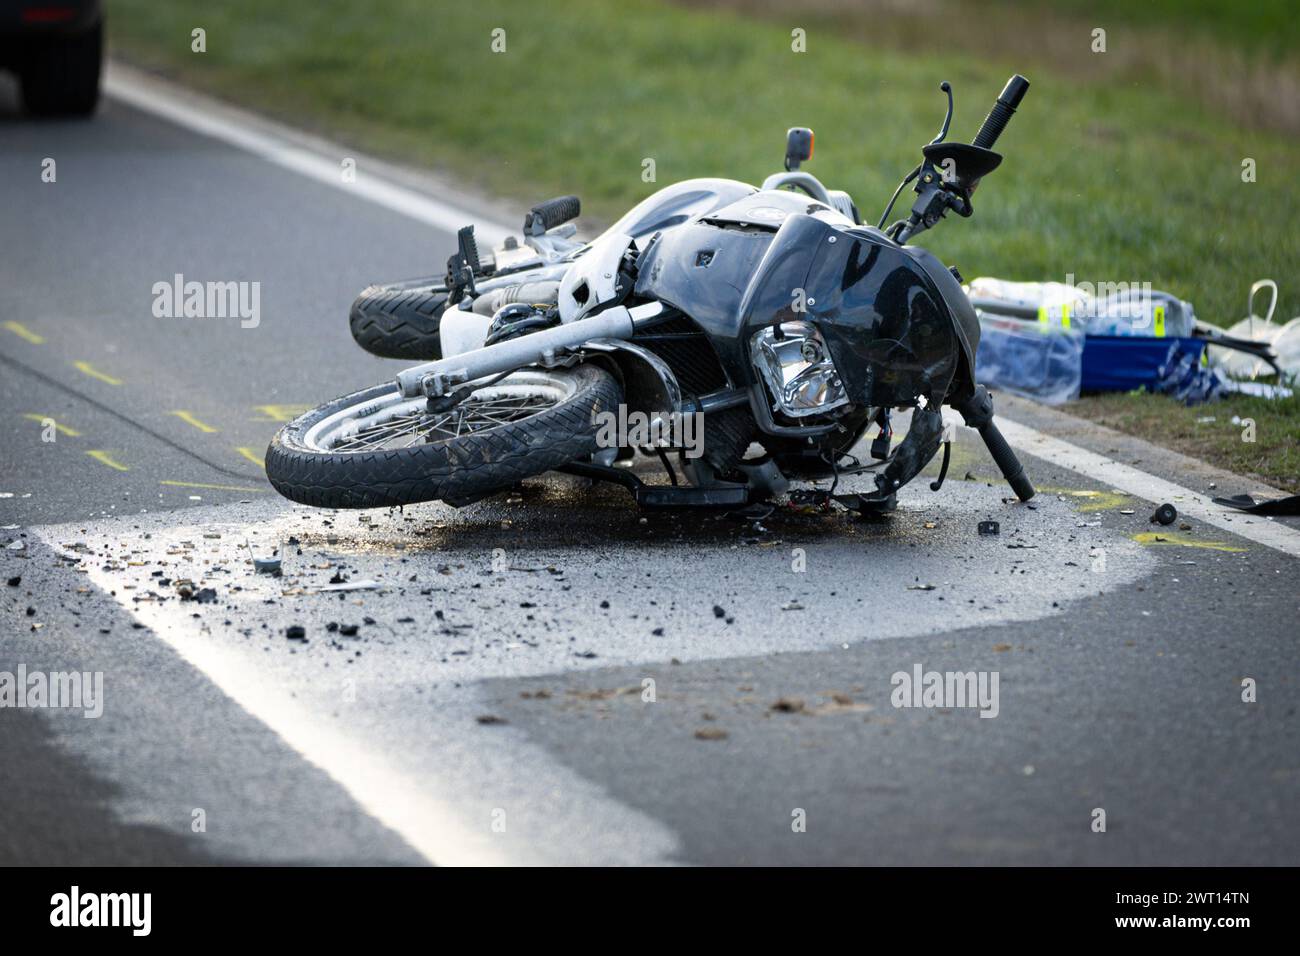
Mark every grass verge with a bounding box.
[1069,390,1299,493]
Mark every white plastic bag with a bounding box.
[1208,279,1280,379]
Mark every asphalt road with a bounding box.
[2,70,1297,865]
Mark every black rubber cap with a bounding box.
[1150,503,1178,525]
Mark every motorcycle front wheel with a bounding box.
[265,364,621,508]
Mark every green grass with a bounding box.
[1070,390,1300,493]
[1010,0,1300,56]
[107,0,1299,482]
[693,0,1300,136]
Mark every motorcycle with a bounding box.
[266,75,1036,514]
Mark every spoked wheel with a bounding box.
[265,365,622,508]
[322,378,569,451]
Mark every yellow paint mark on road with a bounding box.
[964,477,1130,513]
[160,480,266,493]
[169,410,219,433]
[1132,532,1246,553]
[235,446,265,467]
[86,450,129,472]
[73,361,123,386]
[3,321,45,344]
[22,414,81,437]
[252,404,311,423]
[1036,485,1131,513]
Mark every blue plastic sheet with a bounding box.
[1081,336,1221,404]
[976,312,1229,406]
[1151,340,1222,405]
[975,313,1083,405]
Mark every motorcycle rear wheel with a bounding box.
[349,280,448,360]
[265,365,621,508]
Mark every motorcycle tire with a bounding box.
[349,280,449,360]
[265,364,621,509]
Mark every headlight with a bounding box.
[750,321,849,418]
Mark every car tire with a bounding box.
[21,18,102,117]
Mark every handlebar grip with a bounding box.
[978,419,1035,502]
[972,74,1029,151]
[525,195,581,235]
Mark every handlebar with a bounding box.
[883,73,1029,244]
[978,417,1035,502]
[972,74,1029,151]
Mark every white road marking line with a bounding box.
[48,543,510,866]
[987,416,1300,558]
[38,502,683,866]
[104,66,512,245]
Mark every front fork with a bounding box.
[858,385,1035,506]
[394,301,666,398]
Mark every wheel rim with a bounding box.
[302,374,572,453]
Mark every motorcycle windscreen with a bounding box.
[800,227,962,408]
[599,178,757,245]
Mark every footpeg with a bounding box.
[525,195,581,236]
[445,225,486,304]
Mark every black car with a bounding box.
[0,0,101,115]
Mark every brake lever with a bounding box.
[928,81,955,146]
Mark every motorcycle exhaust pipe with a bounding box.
[395,302,662,397]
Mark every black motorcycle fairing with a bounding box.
[900,243,980,404]
[800,222,963,409]
[636,210,975,412]
[633,217,778,387]
[875,404,946,499]
[732,213,967,412]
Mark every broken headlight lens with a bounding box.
[750,321,849,418]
